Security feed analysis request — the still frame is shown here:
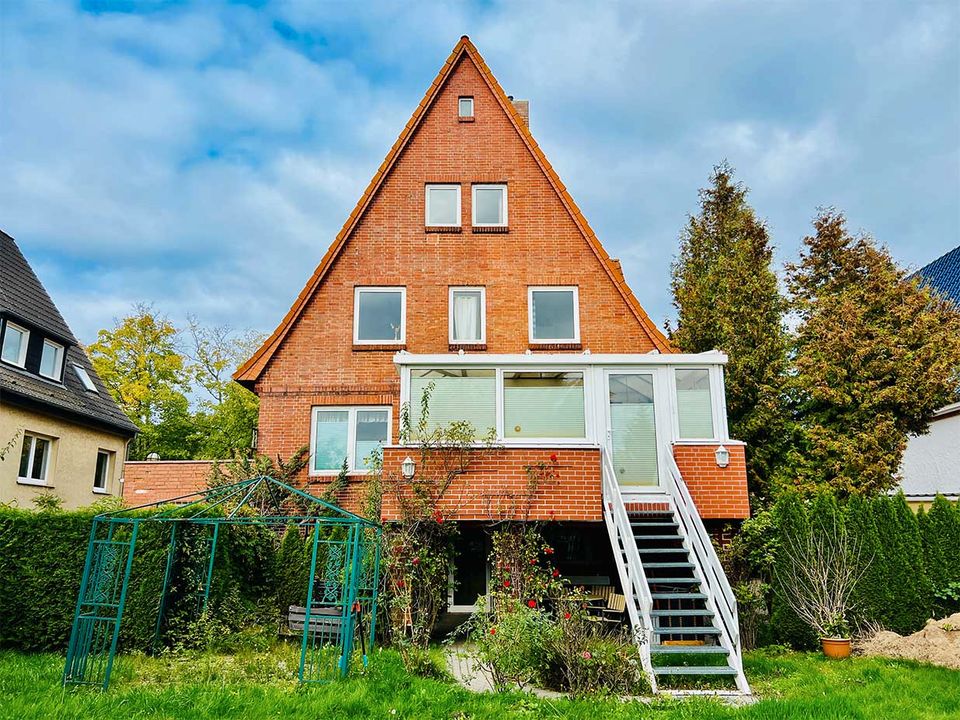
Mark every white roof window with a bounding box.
[73,364,99,393]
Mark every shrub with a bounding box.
[919,496,960,616]
[463,600,553,690]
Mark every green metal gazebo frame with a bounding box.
[62,475,382,690]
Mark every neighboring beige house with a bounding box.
[1,230,137,508]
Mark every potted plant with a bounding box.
[773,515,868,660]
[820,616,852,659]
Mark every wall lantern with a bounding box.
[401,456,416,480]
[146,452,160,462]
[715,445,730,468]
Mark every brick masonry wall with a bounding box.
[254,54,661,483]
[672,444,750,520]
[379,446,602,522]
[122,460,215,506]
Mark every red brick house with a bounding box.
[235,37,750,692]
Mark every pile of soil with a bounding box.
[856,613,960,670]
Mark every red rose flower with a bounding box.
[412,557,420,565]
[490,627,496,635]
[550,453,558,463]
[503,580,511,588]
[504,564,511,571]
[552,569,560,578]
[434,512,444,524]
[527,600,537,608]
[563,611,571,620]
[544,547,554,555]
[529,558,536,565]
[396,580,405,589]
[582,650,592,660]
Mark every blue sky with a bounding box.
[1,1,957,344]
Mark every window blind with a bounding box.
[411,370,496,435]
[676,369,715,439]
[608,374,658,485]
[503,372,585,438]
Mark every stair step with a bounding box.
[633,534,682,541]
[647,577,701,584]
[651,645,729,655]
[652,609,713,617]
[637,548,687,554]
[651,592,708,600]
[642,561,695,568]
[653,665,737,676]
[630,521,678,528]
[653,626,721,635]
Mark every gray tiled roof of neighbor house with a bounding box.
[0,230,139,436]
[914,245,960,307]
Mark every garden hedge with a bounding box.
[0,506,278,653]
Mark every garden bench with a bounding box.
[287,605,343,639]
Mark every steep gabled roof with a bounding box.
[235,36,673,386]
[0,230,138,436]
[914,245,960,308]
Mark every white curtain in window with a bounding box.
[453,292,480,341]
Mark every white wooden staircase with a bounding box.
[601,449,750,695]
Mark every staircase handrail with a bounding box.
[666,452,748,691]
[600,448,656,690]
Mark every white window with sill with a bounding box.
[449,287,485,344]
[310,406,390,475]
[458,96,474,118]
[40,339,64,380]
[528,287,580,344]
[18,433,52,486]
[472,184,507,227]
[1,321,29,368]
[94,450,112,492]
[425,184,461,227]
[354,287,406,344]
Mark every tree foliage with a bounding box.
[671,164,789,501]
[88,304,262,460]
[785,211,960,495]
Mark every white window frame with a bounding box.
[93,449,112,493]
[668,366,727,442]
[17,433,52,486]
[425,184,461,227]
[448,287,486,344]
[458,96,474,118]
[39,339,64,380]
[527,286,581,344]
[1,320,29,368]
[471,184,508,227]
[353,287,407,345]
[73,364,99,393]
[309,405,392,476]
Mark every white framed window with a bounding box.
[410,369,497,436]
[310,406,391,474]
[1,321,29,368]
[425,184,461,227]
[18,433,52,486]
[449,287,486,344]
[503,371,586,439]
[528,287,580,344]
[39,339,64,380]
[94,450,112,493]
[458,96,474,118]
[353,287,406,344]
[472,184,507,227]
[674,368,717,440]
[73,364,99,393]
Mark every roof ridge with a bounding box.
[235,37,673,385]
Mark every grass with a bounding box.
[0,644,957,719]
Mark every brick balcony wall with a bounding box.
[672,443,750,519]
[122,460,215,506]
[379,446,602,522]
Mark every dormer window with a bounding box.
[1,320,29,368]
[458,96,474,118]
[39,340,64,380]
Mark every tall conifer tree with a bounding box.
[671,164,789,503]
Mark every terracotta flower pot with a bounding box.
[821,637,851,659]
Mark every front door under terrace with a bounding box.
[606,372,660,486]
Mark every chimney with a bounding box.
[508,96,529,127]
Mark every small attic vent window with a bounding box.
[73,364,98,393]
[458,97,474,118]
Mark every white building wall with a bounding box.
[899,405,960,500]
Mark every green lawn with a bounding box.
[0,645,957,719]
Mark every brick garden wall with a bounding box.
[122,460,214,506]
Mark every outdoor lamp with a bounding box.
[401,456,416,480]
[715,445,730,468]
